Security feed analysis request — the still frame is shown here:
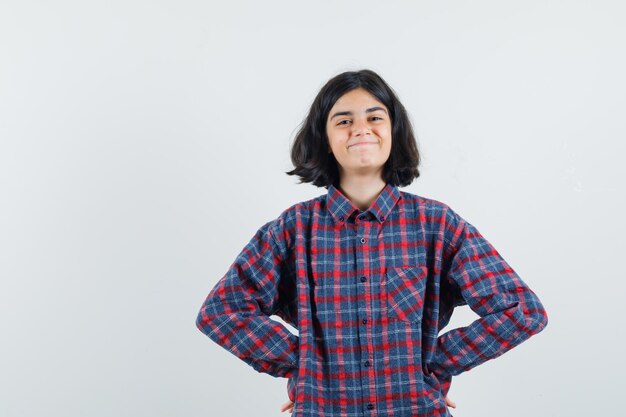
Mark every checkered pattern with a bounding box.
[196,183,548,416]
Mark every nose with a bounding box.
[351,117,371,136]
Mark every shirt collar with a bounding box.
[326,183,401,225]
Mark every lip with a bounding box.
[348,141,378,148]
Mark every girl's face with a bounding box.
[325,88,392,181]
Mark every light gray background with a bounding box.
[1,1,624,416]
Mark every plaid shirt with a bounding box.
[196,183,548,417]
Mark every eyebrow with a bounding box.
[330,106,388,120]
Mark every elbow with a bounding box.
[196,304,212,335]
[525,305,548,336]
[196,296,224,337]
[513,287,548,336]
[196,292,220,335]
[196,310,204,332]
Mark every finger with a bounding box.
[280,400,294,412]
[444,396,457,408]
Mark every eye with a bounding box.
[370,116,384,121]
[337,119,352,126]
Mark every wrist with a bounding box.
[287,367,299,402]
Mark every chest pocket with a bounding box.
[385,266,428,323]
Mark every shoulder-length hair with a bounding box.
[286,69,420,188]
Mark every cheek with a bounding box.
[376,126,392,142]
[326,125,339,140]
[328,129,348,145]
[383,128,393,151]
[385,123,393,136]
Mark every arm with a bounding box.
[195,220,299,379]
[428,209,549,382]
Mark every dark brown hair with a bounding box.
[286,69,420,188]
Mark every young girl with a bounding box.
[196,69,548,417]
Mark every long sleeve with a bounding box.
[428,209,549,381]
[195,220,299,378]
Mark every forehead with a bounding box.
[331,88,386,110]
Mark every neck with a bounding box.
[337,174,387,211]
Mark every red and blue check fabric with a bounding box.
[196,183,548,416]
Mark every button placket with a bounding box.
[355,216,379,412]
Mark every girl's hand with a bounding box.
[444,395,457,409]
[280,400,294,413]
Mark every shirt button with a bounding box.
[364,360,371,367]
[339,216,344,221]
[360,276,366,282]
[362,318,367,324]
[360,237,366,244]
[367,403,374,410]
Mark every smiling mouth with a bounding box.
[349,142,378,148]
